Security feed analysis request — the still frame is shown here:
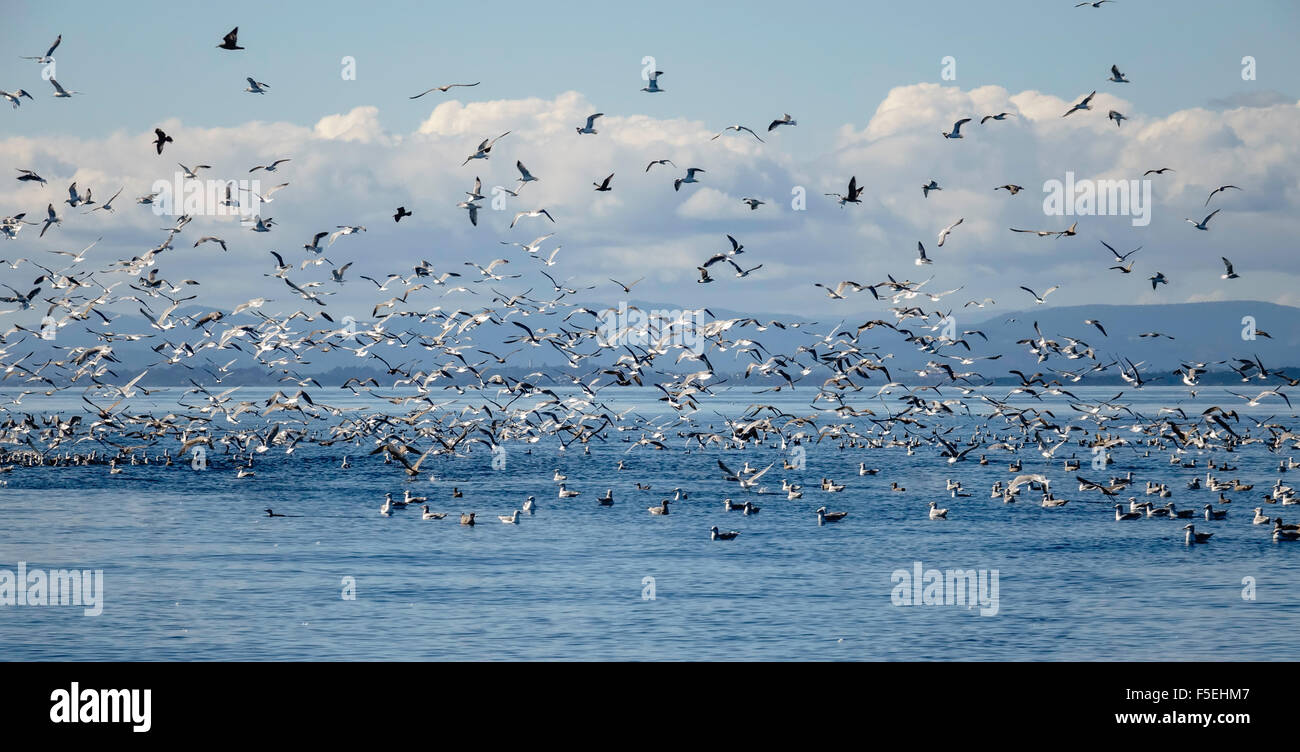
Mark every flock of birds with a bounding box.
[2,19,1298,548]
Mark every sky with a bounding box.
[2,0,1299,325]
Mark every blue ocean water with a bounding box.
[2,385,1298,660]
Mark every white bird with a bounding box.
[1,89,34,109]
[576,113,603,134]
[673,168,705,192]
[1062,91,1096,117]
[915,242,932,266]
[20,34,61,64]
[1221,257,1239,279]
[249,159,291,173]
[329,225,366,245]
[244,77,270,94]
[1019,285,1060,305]
[767,113,797,131]
[937,218,963,247]
[515,160,539,187]
[711,125,764,143]
[1108,110,1127,127]
[942,118,971,138]
[408,82,479,98]
[510,209,555,229]
[456,201,481,227]
[928,501,948,519]
[49,79,80,98]
[461,132,510,165]
[1184,209,1219,231]
[1108,64,1129,83]
[641,70,664,93]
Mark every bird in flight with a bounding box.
[1019,285,1060,305]
[593,173,614,192]
[409,82,479,98]
[1149,272,1168,290]
[153,128,173,155]
[393,206,412,223]
[1221,257,1239,279]
[1143,167,1174,176]
[1184,209,1220,231]
[1108,65,1129,83]
[244,77,270,94]
[21,34,61,63]
[768,113,797,132]
[576,113,604,135]
[942,118,972,139]
[995,184,1023,195]
[1205,185,1240,206]
[641,70,665,93]
[980,112,1013,124]
[712,125,764,143]
[937,218,964,246]
[825,176,864,207]
[674,168,705,192]
[1062,91,1096,117]
[645,159,675,172]
[218,27,243,50]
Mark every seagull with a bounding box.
[814,281,866,299]
[995,184,1024,195]
[21,34,61,63]
[645,159,675,172]
[1184,209,1220,231]
[768,113,797,131]
[1100,240,1141,263]
[65,182,92,208]
[49,79,80,98]
[712,125,764,143]
[500,233,554,253]
[937,217,963,246]
[1084,319,1108,336]
[980,112,1013,124]
[592,173,614,192]
[193,236,228,252]
[456,201,480,227]
[393,206,412,223]
[39,203,60,237]
[697,266,714,284]
[330,262,353,283]
[244,77,270,94]
[86,187,123,214]
[915,242,932,266]
[741,197,764,210]
[674,167,705,192]
[1062,91,1096,117]
[922,180,941,198]
[1076,0,1115,6]
[942,118,971,138]
[0,89,34,109]
[408,82,479,98]
[217,27,243,50]
[515,160,540,187]
[329,225,366,245]
[1220,257,1239,279]
[710,526,740,541]
[727,259,763,278]
[1108,64,1130,83]
[153,128,173,154]
[1205,185,1240,206]
[1144,167,1175,176]
[249,159,290,173]
[510,209,555,228]
[15,169,45,185]
[178,163,211,180]
[641,70,664,93]
[1019,285,1060,304]
[1011,222,1078,238]
[825,176,864,207]
[576,113,603,134]
[461,132,509,165]
[1149,272,1168,290]
[1108,110,1127,127]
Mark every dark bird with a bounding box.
[153,128,173,155]
[217,27,243,50]
[393,206,412,223]
[593,173,614,192]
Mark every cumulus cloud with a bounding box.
[1,85,1297,327]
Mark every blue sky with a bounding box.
[4,0,1296,154]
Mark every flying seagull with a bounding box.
[244,77,270,94]
[1220,257,1239,280]
[1144,167,1174,176]
[937,217,964,246]
[825,176,863,207]
[915,242,932,266]
[153,128,173,154]
[0,89,34,109]
[593,173,614,192]
[1205,185,1240,206]
[510,209,555,229]
[645,159,675,172]
[641,70,664,93]
[249,159,290,173]
[49,79,80,98]
[576,113,604,135]
[1184,209,1220,231]
[1108,65,1129,83]
[741,197,764,210]
[712,125,764,143]
[218,28,243,50]
[1149,272,1168,290]
[393,206,412,223]
[409,82,479,98]
[1062,91,1095,117]
[768,113,797,131]
[995,184,1023,195]
[674,168,705,192]
[15,169,46,185]
[21,34,61,63]
[461,132,510,165]
[942,118,972,139]
[1019,285,1060,304]
[922,180,941,198]
[980,112,1013,124]
[1108,110,1127,127]
[515,160,540,188]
